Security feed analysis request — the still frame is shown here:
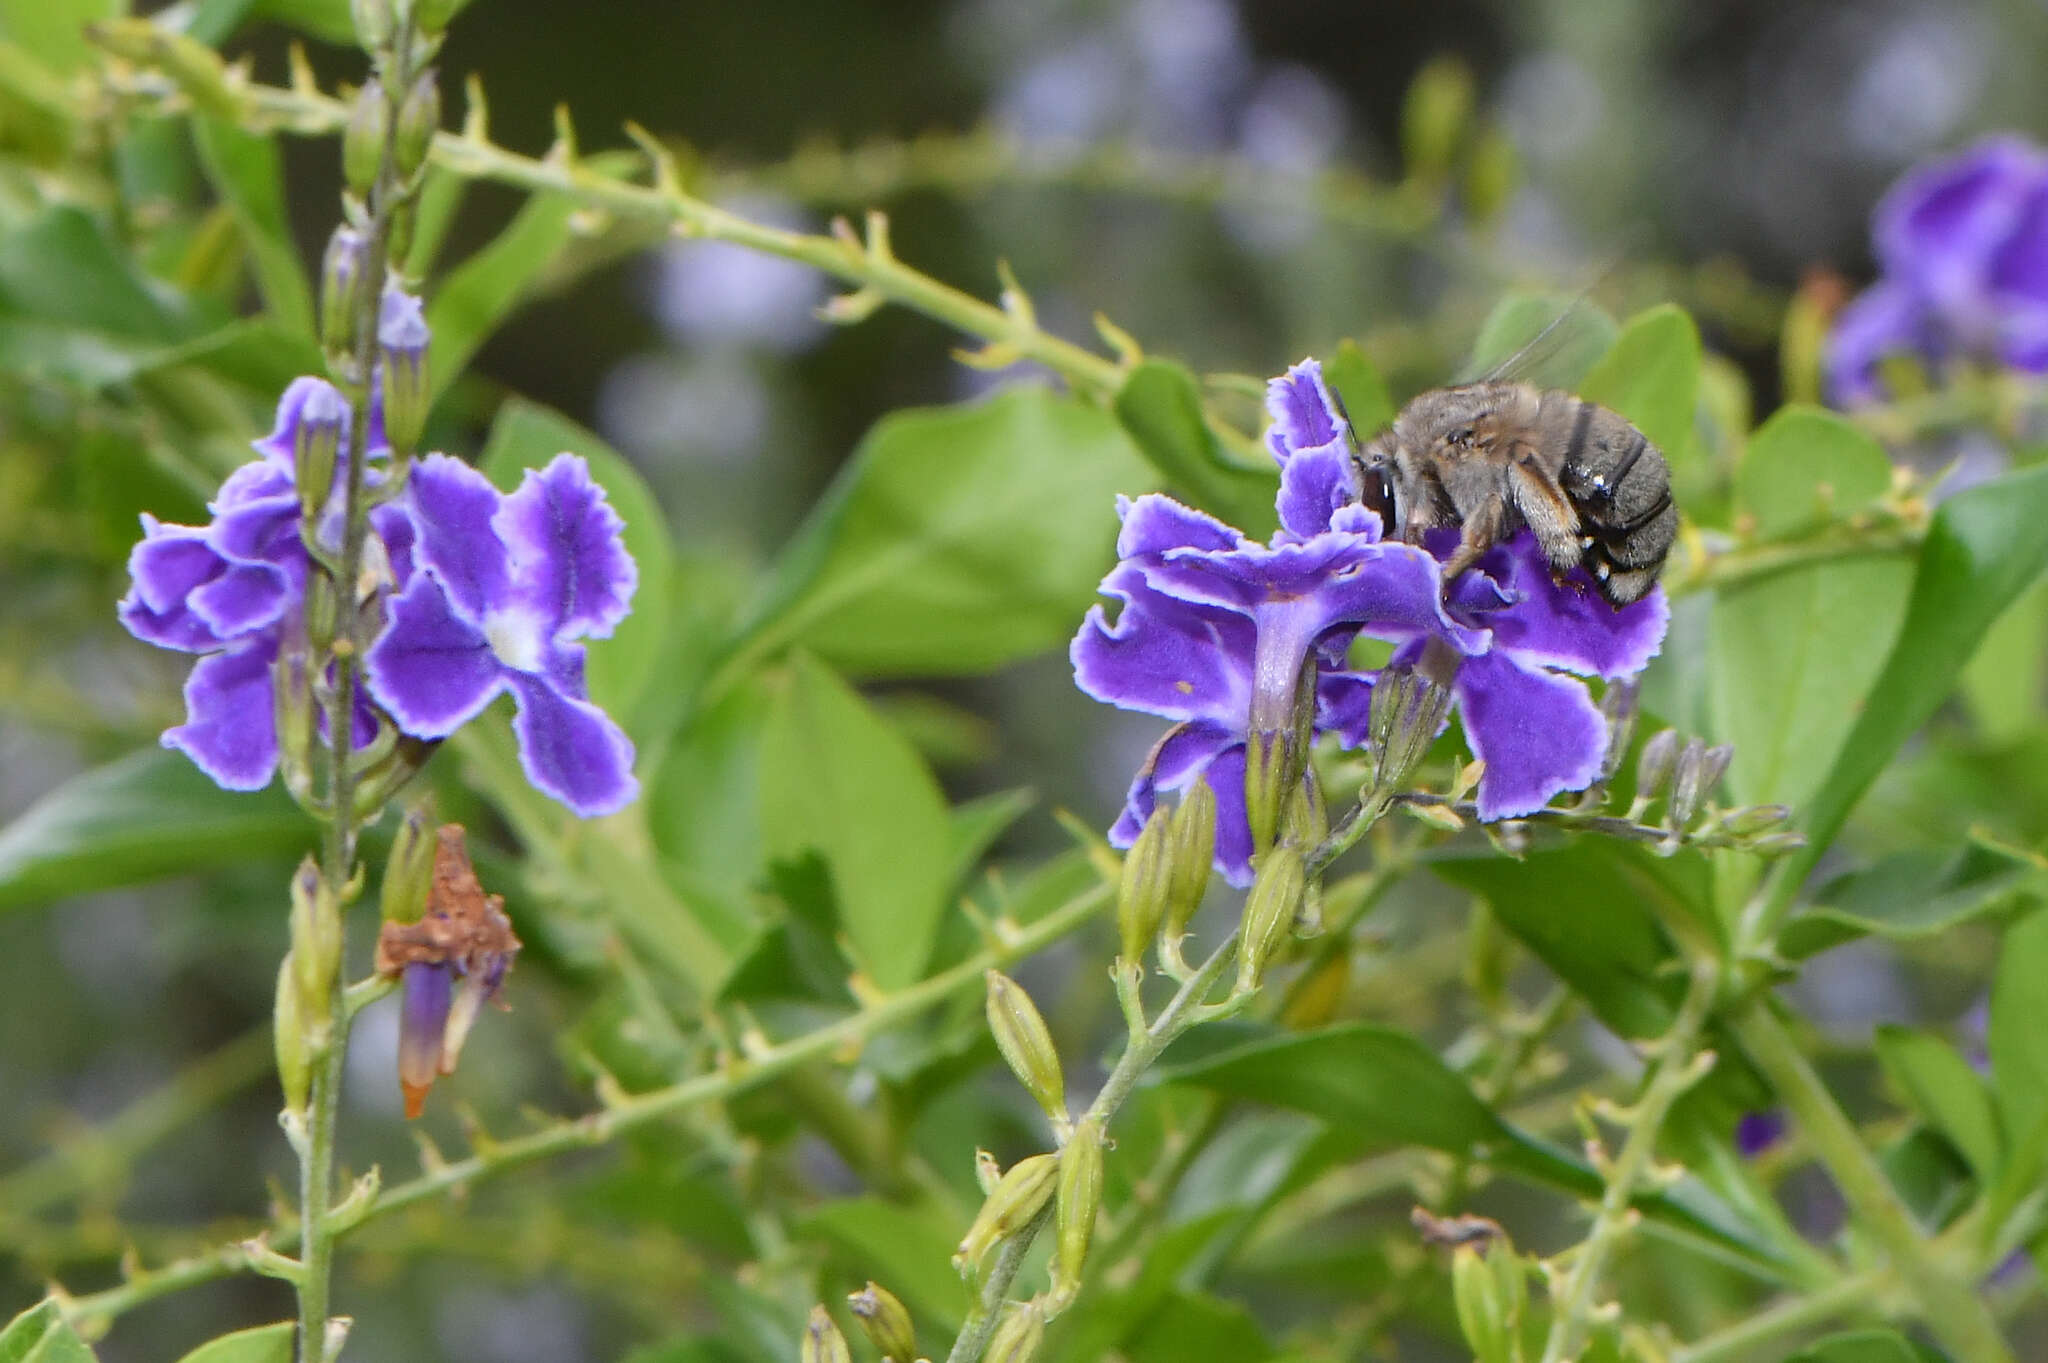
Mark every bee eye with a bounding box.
[1450,426,1474,447]
[1357,462,1393,521]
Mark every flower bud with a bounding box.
[1116,807,1171,964]
[1402,55,1474,185]
[377,287,431,457]
[320,226,371,364]
[397,960,452,1119]
[1236,843,1305,993]
[1720,803,1792,837]
[395,70,440,182]
[274,954,312,1116]
[1243,728,1292,856]
[983,1302,1044,1363]
[801,1306,851,1363]
[986,971,1065,1122]
[1052,1120,1104,1307]
[289,856,341,1027]
[293,380,348,520]
[1367,656,1455,799]
[973,1147,1001,1195]
[349,0,394,48]
[272,645,315,802]
[1667,736,1727,829]
[381,802,436,924]
[1451,1245,1513,1363]
[1635,728,1680,809]
[1162,779,1216,938]
[847,1283,917,1363]
[955,1152,1058,1278]
[1598,678,1640,783]
[343,79,388,199]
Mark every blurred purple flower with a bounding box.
[1829,135,2048,403]
[364,453,639,817]
[1735,1109,1787,1158]
[1073,360,1669,878]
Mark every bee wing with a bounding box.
[1461,292,1620,390]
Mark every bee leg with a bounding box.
[1505,453,1581,577]
[1438,498,1504,585]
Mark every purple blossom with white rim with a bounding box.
[118,378,410,789]
[365,452,640,817]
[1072,493,1478,885]
[1829,135,2048,403]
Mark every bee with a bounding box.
[1348,340,1677,608]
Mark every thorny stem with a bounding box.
[59,882,1111,1334]
[1730,1002,2016,1363]
[1540,959,1720,1363]
[943,933,1244,1363]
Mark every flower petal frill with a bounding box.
[365,453,639,817]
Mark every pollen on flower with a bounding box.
[483,607,547,673]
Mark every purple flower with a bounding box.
[1735,1109,1787,1158]
[118,379,408,789]
[364,453,639,817]
[1072,359,1670,873]
[1829,135,2048,403]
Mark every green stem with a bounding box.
[60,881,1111,1334]
[1730,1002,2014,1363]
[1540,960,1719,1363]
[1669,1268,1890,1363]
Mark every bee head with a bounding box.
[1350,439,1396,527]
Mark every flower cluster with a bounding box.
[118,293,640,817]
[1072,360,1668,883]
[1829,135,2048,405]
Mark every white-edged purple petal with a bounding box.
[1315,668,1378,749]
[1874,135,2046,315]
[163,638,280,790]
[494,453,637,640]
[1472,533,1669,679]
[505,672,639,817]
[1107,721,1255,887]
[1825,280,1943,406]
[1265,358,1348,462]
[189,562,290,639]
[1455,649,1606,821]
[120,523,237,652]
[364,573,505,738]
[1274,441,1356,541]
[1072,564,1256,727]
[405,454,512,626]
[1115,493,1245,559]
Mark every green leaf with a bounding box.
[1433,841,1701,1039]
[1875,1025,2003,1182]
[0,1300,95,1363]
[191,116,314,336]
[1787,1328,1945,1363]
[426,191,577,400]
[1961,577,2048,742]
[1989,909,2048,1171]
[1782,837,2043,958]
[946,787,1036,890]
[245,0,354,44]
[171,1323,293,1363]
[0,748,312,911]
[1159,1023,1784,1273]
[1466,292,1617,390]
[736,387,1156,678]
[758,653,952,989]
[1708,556,1912,809]
[476,398,676,733]
[1576,303,1700,459]
[0,206,193,344]
[801,1197,969,1333]
[0,0,122,73]
[1322,338,1396,434]
[1735,406,1893,540]
[1112,360,1278,535]
[1773,464,2048,891]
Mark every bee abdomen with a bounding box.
[1551,397,1676,603]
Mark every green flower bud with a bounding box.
[1235,844,1305,994]
[955,1152,1058,1278]
[973,1147,1001,1195]
[395,70,440,182]
[349,0,394,49]
[273,953,311,1116]
[983,1302,1044,1363]
[1366,652,1455,800]
[272,646,316,804]
[343,79,388,199]
[986,971,1066,1122]
[1451,1245,1513,1363]
[1116,807,1171,964]
[1720,802,1792,837]
[801,1306,851,1363]
[1635,728,1680,808]
[320,226,371,364]
[1667,736,1723,828]
[1162,778,1215,938]
[1461,124,1518,223]
[289,856,341,1027]
[381,802,436,924]
[846,1282,917,1363]
[378,288,430,458]
[1052,1120,1104,1308]
[1243,728,1291,856]
[1402,56,1475,185]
